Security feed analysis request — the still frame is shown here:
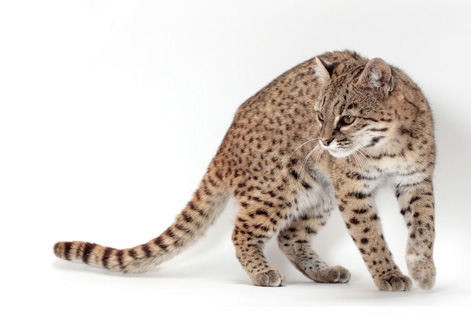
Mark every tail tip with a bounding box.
[53,241,69,259]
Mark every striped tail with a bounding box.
[53,172,229,273]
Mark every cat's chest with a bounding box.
[358,155,426,186]
[287,169,335,221]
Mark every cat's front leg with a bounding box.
[336,183,412,291]
[396,181,436,290]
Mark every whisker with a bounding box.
[357,147,372,159]
[314,146,324,167]
[351,152,363,175]
[346,155,353,176]
[298,145,321,177]
[290,137,318,157]
[352,149,368,178]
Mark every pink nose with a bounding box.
[320,137,334,146]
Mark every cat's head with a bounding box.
[313,56,395,158]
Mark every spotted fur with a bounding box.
[54,50,436,291]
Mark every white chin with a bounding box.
[326,149,352,158]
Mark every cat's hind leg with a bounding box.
[277,214,351,284]
[396,182,436,290]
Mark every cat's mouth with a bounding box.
[319,140,355,158]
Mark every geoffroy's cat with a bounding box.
[54,50,436,291]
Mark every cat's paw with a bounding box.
[310,265,351,284]
[252,269,284,287]
[407,257,436,290]
[374,272,412,291]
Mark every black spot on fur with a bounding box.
[350,217,360,225]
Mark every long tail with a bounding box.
[53,171,230,273]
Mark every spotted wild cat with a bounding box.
[54,50,436,291]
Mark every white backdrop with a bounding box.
[1,0,470,331]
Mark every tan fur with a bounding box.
[54,50,436,291]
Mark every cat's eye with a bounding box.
[341,115,355,125]
[317,112,324,122]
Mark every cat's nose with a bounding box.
[320,137,334,146]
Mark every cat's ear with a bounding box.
[358,58,394,99]
[314,57,337,85]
